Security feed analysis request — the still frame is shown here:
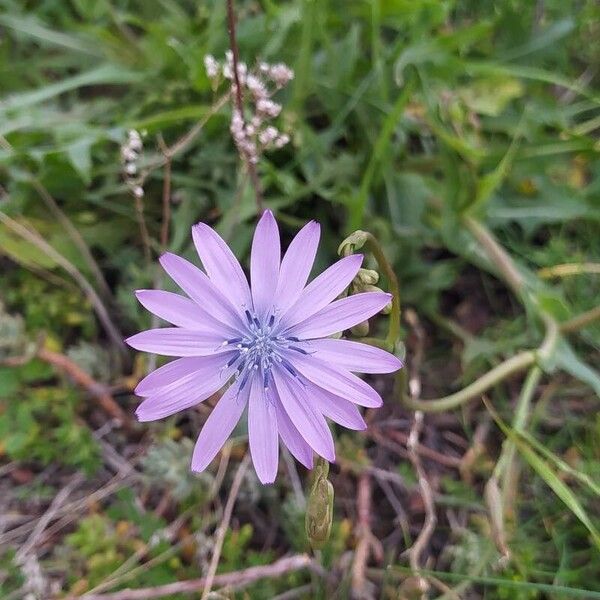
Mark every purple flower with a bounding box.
[127,211,403,484]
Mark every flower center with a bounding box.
[221,309,307,391]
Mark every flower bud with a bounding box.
[354,268,379,287]
[305,457,334,549]
[363,285,392,314]
[338,230,369,256]
[351,320,369,337]
[352,269,379,293]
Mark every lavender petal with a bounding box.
[136,358,233,421]
[125,328,228,357]
[272,367,335,461]
[135,290,226,334]
[248,378,279,484]
[274,220,320,314]
[282,254,363,328]
[250,210,280,317]
[135,353,234,396]
[192,223,252,316]
[304,338,403,373]
[308,383,367,430]
[191,380,249,473]
[289,353,383,408]
[159,252,243,333]
[288,292,391,339]
[274,396,314,469]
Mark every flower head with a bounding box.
[127,211,403,484]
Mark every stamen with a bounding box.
[226,355,239,368]
[280,357,298,378]
[263,368,272,390]
[238,368,251,390]
[289,345,308,355]
[228,312,305,393]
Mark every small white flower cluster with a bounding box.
[204,52,293,164]
[121,129,144,198]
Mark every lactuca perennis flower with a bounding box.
[127,211,403,484]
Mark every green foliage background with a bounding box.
[0,0,599,597]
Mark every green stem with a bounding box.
[363,233,401,348]
[494,366,542,489]
[402,351,536,413]
[340,230,401,351]
[463,215,525,296]
[399,215,575,414]
[402,307,562,413]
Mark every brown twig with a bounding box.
[132,189,152,264]
[405,411,436,595]
[16,474,84,562]
[459,416,491,484]
[37,347,132,430]
[136,95,230,186]
[376,428,462,469]
[351,472,383,599]
[560,305,600,334]
[0,471,133,546]
[201,453,250,600]
[78,554,320,600]
[157,136,172,250]
[226,0,264,214]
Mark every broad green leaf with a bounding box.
[0,223,57,269]
[0,14,101,56]
[0,65,142,113]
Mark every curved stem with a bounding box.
[361,232,401,348]
[402,351,536,413]
[399,213,589,414]
[402,306,564,413]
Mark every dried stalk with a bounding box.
[16,474,83,561]
[132,189,151,264]
[226,0,264,213]
[406,411,436,595]
[201,453,250,600]
[37,347,132,428]
[351,472,383,598]
[158,139,172,250]
[79,554,320,600]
